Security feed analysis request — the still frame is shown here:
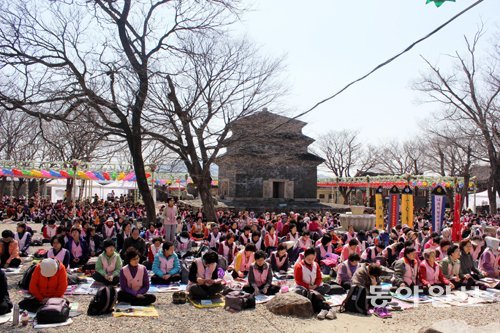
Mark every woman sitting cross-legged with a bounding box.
[66,227,89,268]
[187,251,223,300]
[151,241,181,285]
[243,250,280,296]
[294,247,331,295]
[92,239,122,286]
[118,248,156,306]
[419,248,453,294]
[46,235,70,269]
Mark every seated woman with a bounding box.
[175,231,193,259]
[151,241,181,285]
[93,239,122,286]
[315,234,334,261]
[294,247,331,295]
[187,251,223,300]
[269,243,289,274]
[264,224,279,254]
[101,218,119,243]
[117,222,132,252]
[459,239,485,281]
[0,230,21,268]
[230,243,256,278]
[393,247,419,289]
[419,249,453,293]
[42,220,58,243]
[65,227,89,268]
[435,239,452,262]
[479,236,499,279]
[86,226,103,257]
[218,232,238,266]
[118,248,156,306]
[19,258,68,313]
[250,231,265,252]
[360,243,385,264]
[337,253,360,290]
[340,239,361,262]
[190,218,208,241]
[351,262,383,290]
[15,222,32,257]
[144,224,159,244]
[207,224,222,251]
[46,235,70,268]
[289,231,312,264]
[441,245,474,290]
[244,250,280,295]
[239,226,252,246]
[147,237,163,265]
[0,269,12,315]
[383,241,404,268]
[286,223,300,244]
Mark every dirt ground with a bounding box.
[1,221,499,333]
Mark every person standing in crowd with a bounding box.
[162,198,178,243]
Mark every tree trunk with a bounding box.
[0,177,6,196]
[195,176,216,222]
[129,139,156,225]
[340,187,350,204]
[65,178,74,203]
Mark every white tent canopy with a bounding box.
[468,190,500,212]
[46,179,138,203]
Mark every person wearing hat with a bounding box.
[151,241,181,285]
[19,258,68,312]
[479,236,499,279]
[0,230,21,268]
[100,217,118,241]
[93,239,122,286]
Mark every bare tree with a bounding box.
[370,139,427,175]
[0,0,241,222]
[144,36,284,220]
[415,28,499,213]
[316,130,367,203]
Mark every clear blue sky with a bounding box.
[235,0,500,144]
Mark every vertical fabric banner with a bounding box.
[401,185,414,228]
[452,192,462,241]
[375,186,384,230]
[431,185,446,233]
[387,186,400,231]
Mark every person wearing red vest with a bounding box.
[18,258,68,313]
[294,248,331,295]
[419,249,453,293]
[93,239,122,286]
[118,248,156,306]
[187,251,223,300]
[151,241,181,285]
[244,250,280,295]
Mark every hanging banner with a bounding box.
[452,192,462,242]
[375,186,384,230]
[401,185,414,228]
[431,185,446,233]
[387,185,400,231]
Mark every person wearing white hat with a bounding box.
[479,237,499,279]
[18,258,68,312]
